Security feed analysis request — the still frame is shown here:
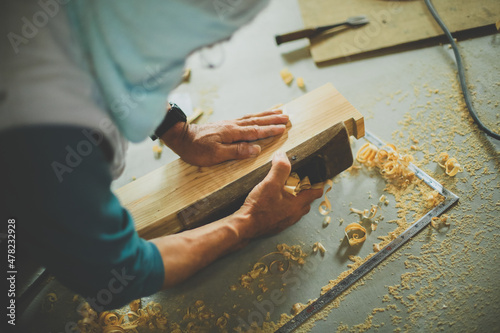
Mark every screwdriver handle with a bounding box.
[275,28,316,45]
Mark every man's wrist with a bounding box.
[160,121,189,149]
[227,209,255,242]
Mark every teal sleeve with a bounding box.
[0,126,164,311]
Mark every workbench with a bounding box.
[17,0,499,332]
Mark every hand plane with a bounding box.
[115,83,364,239]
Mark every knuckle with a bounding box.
[251,125,260,137]
[275,159,291,170]
[222,123,234,132]
[236,142,247,157]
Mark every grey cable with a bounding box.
[424,0,500,140]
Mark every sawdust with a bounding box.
[255,61,499,332]
[295,70,498,331]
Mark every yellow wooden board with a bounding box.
[297,0,500,63]
[115,83,364,240]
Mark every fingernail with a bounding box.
[249,145,261,157]
[274,150,286,158]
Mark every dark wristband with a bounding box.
[150,102,187,141]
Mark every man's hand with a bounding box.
[151,150,324,288]
[235,151,324,239]
[160,110,289,166]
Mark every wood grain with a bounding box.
[297,0,500,63]
[179,122,352,230]
[115,83,364,239]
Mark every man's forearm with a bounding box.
[150,211,253,288]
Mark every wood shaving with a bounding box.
[280,68,294,85]
[345,223,367,246]
[350,204,378,220]
[312,242,319,254]
[437,152,449,168]
[284,173,333,216]
[186,108,204,124]
[431,214,450,229]
[284,172,312,196]
[323,216,331,227]
[76,300,169,333]
[236,244,306,291]
[444,157,463,176]
[296,77,305,88]
[356,142,378,167]
[152,145,162,159]
[312,242,327,256]
[356,142,416,184]
[436,152,463,176]
[319,179,333,215]
[181,68,191,82]
[291,303,307,316]
[42,293,58,312]
[317,242,327,255]
[425,190,444,209]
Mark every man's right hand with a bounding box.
[151,150,324,288]
[235,151,324,239]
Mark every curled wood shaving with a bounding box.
[345,223,367,246]
[356,142,416,184]
[350,204,378,220]
[77,300,168,333]
[319,179,333,215]
[436,152,463,176]
[284,173,312,196]
[129,299,141,313]
[437,152,449,168]
[216,313,229,329]
[284,173,333,216]
[42,293,58,312]
[431,214,450,229]
[444,157,463,176]
[237,244,306,290]
[356,142,378,166]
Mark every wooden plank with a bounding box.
[179,122,352,231]
[114,83,364,239]
[297,0,500,63]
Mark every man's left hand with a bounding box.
[160,109,289,166]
